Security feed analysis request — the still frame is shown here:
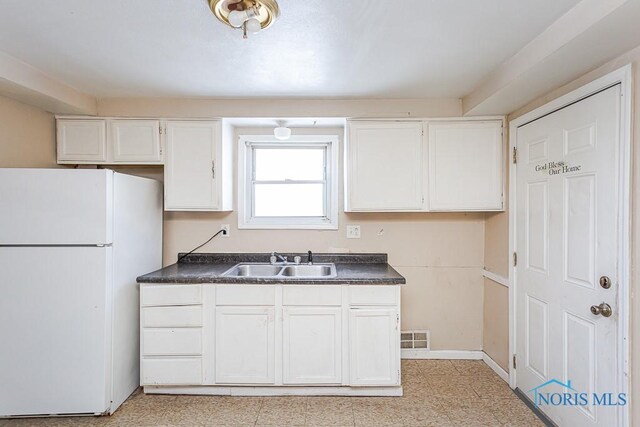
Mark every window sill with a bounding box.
[237,222,339,230]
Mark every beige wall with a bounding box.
[507,44,640,423]
[483,278,509,370]
[482,129,511,371]
[0,93,485,351]
[0,94,57,167]
[158,125,486,351]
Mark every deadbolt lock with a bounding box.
[599,276,612,289]
[590,302,612,318]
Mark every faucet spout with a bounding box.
[271,252,288,264]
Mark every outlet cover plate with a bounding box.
[346,225,361,239]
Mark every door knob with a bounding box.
[590,302,612,317]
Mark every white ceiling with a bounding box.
[0,0,580,99]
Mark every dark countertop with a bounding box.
[137,253,405,285]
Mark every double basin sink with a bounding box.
[222,263,337,278]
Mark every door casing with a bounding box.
[508,65,632,426]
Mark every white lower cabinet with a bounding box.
[349,308,400,386]
[215,307,275,384]
[282,307,342,384]
[142,358,203,385]
[139,283,401,394]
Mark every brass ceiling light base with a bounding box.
[209,0,280,38]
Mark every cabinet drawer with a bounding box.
[349,286,398,306]
[142,358,202,385]
[142,306,203,327]
[216,285,275,306]
[141,284,202,306]
[143,328,202,356]
[283,285,342,306]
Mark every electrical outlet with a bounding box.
[346,225,361,239]
[221,224,230,237]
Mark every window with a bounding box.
[239,135,339,229]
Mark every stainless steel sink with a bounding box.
[221,263,337,278]
[223,263,282,277]
[280,264,336,278]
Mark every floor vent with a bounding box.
[401,330,430,350]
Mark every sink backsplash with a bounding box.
[176,252,388,264]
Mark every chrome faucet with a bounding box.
[270,252,288,264]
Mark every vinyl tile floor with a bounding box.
[1,360,543,426]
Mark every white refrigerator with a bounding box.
[0,168,162,417]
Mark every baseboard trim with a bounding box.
[401,350,483,360]
[144,385,403,397]
[481,352,509,383]
[482,269,509,288]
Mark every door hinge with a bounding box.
[513,252,518,267]
[513,354,517,369]
[512,147,517,164]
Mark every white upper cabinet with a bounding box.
[427,121,503,211]
[346,121,425,211]
[57,119,107,163]
[109,119,162,163]
[164,120,232,211]
[57,118,162,164]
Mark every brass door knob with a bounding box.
[590,302,612,317]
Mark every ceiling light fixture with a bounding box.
[209,0,280,39]
[274,121,291,140]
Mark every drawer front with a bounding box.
[141,284,202,306]
[142,358,202,385]
[143,328,202,356]
[142,306,203,327]
[349,286,398,306]
[282,285,342,306]
[216,285,275,306]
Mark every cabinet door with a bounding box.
[57,119,106,163]
[215,307,275,384]
[349,308,399,386]
[428,121,503,210]
[109,119,162,163]
[347,121,424,211]
[282,307,342,384]
[165,121,220,210]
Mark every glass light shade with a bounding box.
[227,10,246,27]
[274,126,291,140]
[245,18,262,33]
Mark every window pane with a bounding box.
[254,148,325,181]
[254,184,324,217]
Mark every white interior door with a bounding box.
[516,85,621,426]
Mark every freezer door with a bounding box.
[0,168,113,245]
[0,247,112,416]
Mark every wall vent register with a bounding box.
[401,330,430,350]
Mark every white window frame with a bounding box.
[238,135,339,230]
